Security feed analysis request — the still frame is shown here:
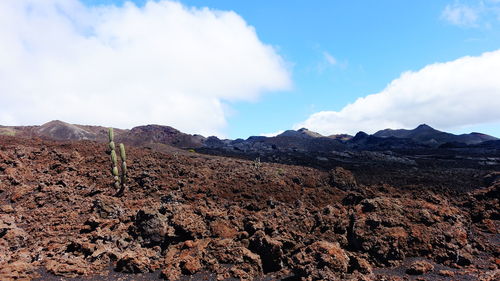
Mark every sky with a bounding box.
[1,0,500,138]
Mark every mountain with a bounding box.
[374,124,498,145]
[36,120,106,141]
[204,127,347,153]
[349,131,428,150]
[328,134,353,141]
[118,124,205,148]
[278,128,323,138]
[2,120,500,176]
[0,121,204,149]
[2,121,498,155]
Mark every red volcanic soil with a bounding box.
[0,135,498,280]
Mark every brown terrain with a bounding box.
[0,122,499,280]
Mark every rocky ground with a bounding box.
[0,135,498,280]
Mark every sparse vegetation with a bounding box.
[276,167,285,176]
[253,156,262,171]
[0,128,16,136]
[108,127,127,196]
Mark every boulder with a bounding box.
[292,241,349,279]
[329,167,357,191]
[406,260,434,275]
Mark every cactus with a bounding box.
[119,143,127,187]
[108,127,127,196]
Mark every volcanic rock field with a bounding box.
[0,123,499,280]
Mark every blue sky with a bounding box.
[2,0,500,138]
[84,0,500,138]
[211,0,500,138]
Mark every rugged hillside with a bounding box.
[0,135,498,281]
[2,121,499,159]
[117,125,205,149]
[0,121,204,149]
[3,121,500,181]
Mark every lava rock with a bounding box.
[292,241,349,279]
[406,260,434,275]
[328,167,358,191]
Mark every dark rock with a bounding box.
[92,196,124,219]
[133,209,173,247]
[248,230,284,273]
[329,167,358,191]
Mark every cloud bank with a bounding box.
[0,0,290,136]
[296,50,500,135]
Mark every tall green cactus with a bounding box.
[119,143,127,187]
[108,128,127,196]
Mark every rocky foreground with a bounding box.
[0,135,498,280]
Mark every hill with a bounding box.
[374,124,498,145]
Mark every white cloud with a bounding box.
[441,0,500,28]
[314,51,346,74]
[441,2,479,27]
[295,50,500,135]
[260,130,285,137]
[323,51,337,65]
[0,0,291,137]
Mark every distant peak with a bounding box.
[132,124,179,133]
[43,120,67,126]
[353,131,369,139]
[298,128,323,137]
[278,128,323,138]
[415,124,433,130]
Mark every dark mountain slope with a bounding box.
[374,124,497,145]
[117,125,205,149]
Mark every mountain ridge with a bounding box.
[1,121,498,152]
[373,124,497,145]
